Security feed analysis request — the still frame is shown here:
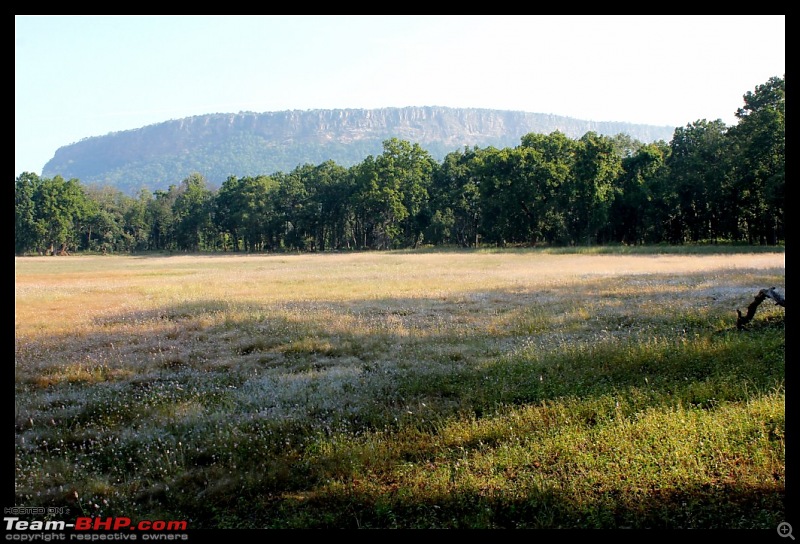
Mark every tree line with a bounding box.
[15,76,784,255]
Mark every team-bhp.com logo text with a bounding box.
[5,516,188,540]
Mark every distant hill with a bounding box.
[42,107,676,194]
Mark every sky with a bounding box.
[15,15,785,177]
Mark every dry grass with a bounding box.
[15,251,782,336]
[14,249,785,529]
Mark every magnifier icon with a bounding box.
[778,522,795,540]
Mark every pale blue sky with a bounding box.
[15,15,785,177]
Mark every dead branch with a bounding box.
[736,287,785,330]
[762,287,785,307]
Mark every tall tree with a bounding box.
[173,173,214,251]
[215,175,245,252]
[15,172,41,255]
[32,175,91,254]
[81,185,124,252]
[375,138,436,248]
[726,75,785,244]
[147,185,180,251]
[665,120,730,243]
[562,132,622,245]
[518,132,575,245]
[609,142,669,244]
[350,156,398,249]
[475,146,517,246]
[274,169,312,250]
[292,160,351,251]
[121,190,154,252]
[349,139,434,249]
[428,147,483,247]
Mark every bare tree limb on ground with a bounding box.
[736,287,785,330]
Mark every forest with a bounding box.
[14,76,784,255]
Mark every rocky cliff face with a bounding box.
[159,107,667,145]
[43,107,676,194]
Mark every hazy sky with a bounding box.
[15,15,785,176]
